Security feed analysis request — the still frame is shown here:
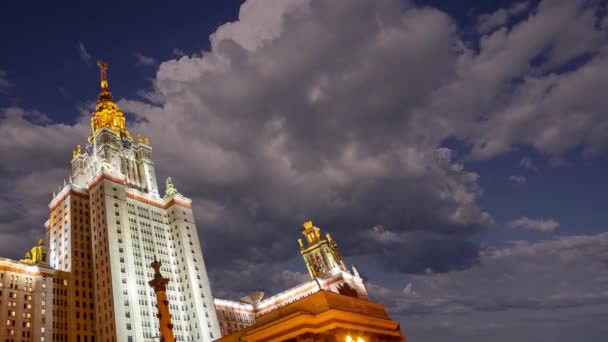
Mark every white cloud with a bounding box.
[368,225,402,244]
[0,107,89,258]
[508,175,527,184]
[368,231,608,320]
[135,53,157,67]
[403,282,419,298]
[210,0,309,52]
[172,48,185,57]
[519,157,538,171]
[508,217,559,232]
[477,1,530,34]
[118,0,493,273]
[421,0,608,160]
[77,41,92,65]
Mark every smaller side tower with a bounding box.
[149,258,176,342]
[299,220,348,278]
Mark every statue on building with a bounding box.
[20,239,46,265]
[337,283,359,298]
[165,177,181,197]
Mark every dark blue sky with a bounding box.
[2,1,607,341]
[0,0,244,122]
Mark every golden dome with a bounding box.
[91,61,132,141]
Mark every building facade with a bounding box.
[0,243,55,342]
[0,61,402,342]
[214,221,368,337]
[217,290,406,342]
[41,61,221,342]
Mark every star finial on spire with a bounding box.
[96,60,113,102]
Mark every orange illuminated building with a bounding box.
[217,290,406,342]
[214,221,369,337]
[215,221,406,341]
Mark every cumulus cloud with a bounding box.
[402,282,419,298]
[117,0,495,277]
[420,0,608,160]
[477,1,530,34]
[375,232,608,313]
[78,41,92,65]
[368,225,402,244]
[135,53,157,66]
[508,175,527,184]
[508,217,559,232]
[210,261,309,299]
[172,48,186,57]
[0,107,89,256]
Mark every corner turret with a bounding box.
[299,220,348,279]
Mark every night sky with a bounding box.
[1,0,608,341]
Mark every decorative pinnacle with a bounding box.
[303,220,313,229]
[96,60,113,102]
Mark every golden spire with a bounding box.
[90,61,133,140]
[97,60,113,102]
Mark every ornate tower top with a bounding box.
[301,220,322,245]
[90,61,132,141]
[299,220,348,279]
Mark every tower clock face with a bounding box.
[122,138,132,149]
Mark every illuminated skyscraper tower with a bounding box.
[47,61,220,342]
